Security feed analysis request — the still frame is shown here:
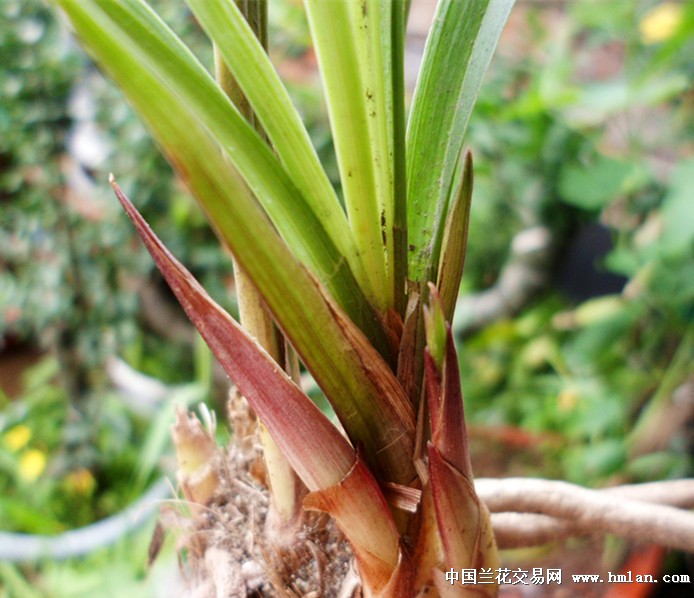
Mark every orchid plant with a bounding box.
[57,0,514,595]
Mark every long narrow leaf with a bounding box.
[112,178,353,491]
[349,0,398,312]
[186,0,376,307]
[391,0,409,318]
[436,152,474,324]
[88,0,375,323]
[407,0,514,284]
[304,0,391,312]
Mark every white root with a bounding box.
[476,478,694,550]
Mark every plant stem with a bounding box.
[214,1,306,532]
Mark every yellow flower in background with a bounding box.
[19,449,47,482]
[640,2,684,44]
[64,468,97,495]
[3,425,32,452]
[558,387,579,412]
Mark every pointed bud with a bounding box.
[172,406,221,509]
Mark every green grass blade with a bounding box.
[406,0,514,284]
[353,0,398,314]
[86,0,373,322]
[304,0,392,312]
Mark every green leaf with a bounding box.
[56,0,391,347]
[187,0,371,300]
[572,74,689,126]
[407,0,514,284]
[659,158,694,258]
[59,0,415,483]
[391,0,409,316]
[436,151,473,323]
[559,155,637,210]
[423,284,447,373]
[305,0,394,312]
[83,0,376,328]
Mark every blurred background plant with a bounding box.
[459,0,694,490]
[1,0,693,594]
[0,1,216,591]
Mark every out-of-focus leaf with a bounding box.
[172,407,220,509]
[559,156,639,210]
[659,158,694,258]
[568,74,689,126]
[135,382,207,490]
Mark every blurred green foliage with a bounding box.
[0,358,154,533]
[461,0,694,485]
[0,0,218,557]
[0,0,234,385]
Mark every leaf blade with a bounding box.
[111,178,353,491]
[187,0,366,292]
[88,0,377,326]
[436,152,474,323]
[115,181,403,589]
[304,0,392,312]
[407,0,514,284]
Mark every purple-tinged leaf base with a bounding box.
[305,453,402,597]
[111,177,354,491]
[429,445,498,597]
